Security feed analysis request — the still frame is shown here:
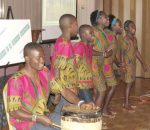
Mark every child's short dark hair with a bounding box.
[79,24,92,40]
[124,20,134,31]
[23,42,42,57]
[79,24,92,36]
[108,14,116,30]
[59,14,76,30]
[90,10,105,26]
[107,14,121,30]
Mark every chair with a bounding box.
[3,83,16,130]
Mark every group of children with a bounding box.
[5,10,148,130]
[50,10,148,119]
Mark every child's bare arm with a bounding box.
[54,68,60,79]
[92,50,105,56]
[136,50,148,72]
[92,49,112,57]
[53,93,61,105]
[120,47,126,72]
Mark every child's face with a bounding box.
[84,28,94,43]
[114,22,123,35]
[70,20,78,37]
[128,22,136,35]
[99,14,110,27]
[26,48,45,71]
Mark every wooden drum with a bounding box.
[61,105,102,130]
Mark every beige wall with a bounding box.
[142,0,150,78]
[1,0,96,77]
[0,0,5,18]
[4,0,42,30]
[97,0,150,78]
[77,0,95,26]
[1,0,149,78]
[3,0,98,30]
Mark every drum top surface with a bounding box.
[62,105,101,114]
[61,105,101,119]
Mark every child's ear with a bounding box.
[25,56,29,62]
[124,26,129,32]
[82,32,86,37]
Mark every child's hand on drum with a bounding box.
[53,93,61,105]
[80,102,96,110]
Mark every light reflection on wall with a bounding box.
[0,0,5,19]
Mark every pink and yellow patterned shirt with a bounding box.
[7,67,57,130]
